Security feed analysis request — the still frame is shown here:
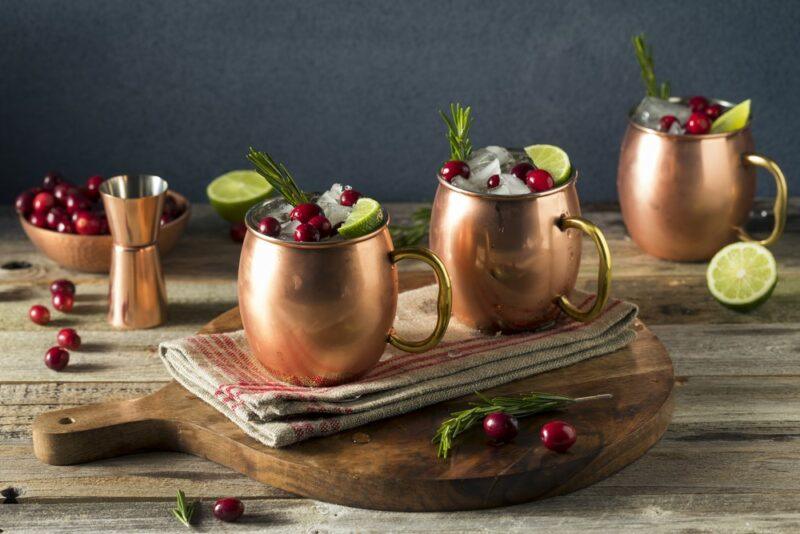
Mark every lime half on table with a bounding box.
[207,170,273,222]
[523,144,572,185]
[337,198,384,239]
[707,242,777,311]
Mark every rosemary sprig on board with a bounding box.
[632,33,670,99]
[389,206,432,248]
[247,147,309,206]
[433,391,612,459]
[439,102,474,161]
[171,489,197,528]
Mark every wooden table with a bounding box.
[2,201,799,532]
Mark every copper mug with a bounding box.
[429,172,611,333]
[618,99,788,261]
[238,198,452,386]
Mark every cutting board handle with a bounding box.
[32,386,175,465]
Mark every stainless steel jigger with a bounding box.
[100,174,168,329]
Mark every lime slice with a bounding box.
[710,99,751,134]
[207,170,273,222]
[707,242,777,311]
[337,198,384,239]
[523,144,572,184]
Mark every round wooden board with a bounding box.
[33,272,674,512]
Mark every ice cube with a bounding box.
[280,219,300,239]
[668,121,684,135]
[487,181,511,195]
[633,97,692,129]
[316,183,352,226]
[501,173,530,195]
[451,176,482,193]
[484,146,512,166]
[467,149,502,184]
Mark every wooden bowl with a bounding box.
[19,192,191,273]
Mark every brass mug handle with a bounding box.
[388,247,452,353]
[556,216,612,322]
[738,153,788,247]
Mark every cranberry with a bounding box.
[85,175,104,200]
[32,192,55,214]
[486,174,501,189]
[57,328,81,350]
[307,215,332,238]
[289,203,322,223]
[163,195,180,218]
[339,189,362,207]
[229,223,247,243]
[56,220,75,234]
[28,212,48,228]
[705,103,723,120]
[439,160,470,182]
[659,115,678,132]
[53,183,78,205]
[687,96,709,113]
[50,279,76,296]
[160,213,172,227]
[65,193,91,215]
[526,169,555,192]
[685,112,711,135]
[540,420,577,453]
[74,211,102,235]
[52,291,74,312]
[29,305,50,325]
[294,223,320,242]
[42,171,63,190]
[511,162,535,181]
[15,191,35,216]
[482,412,519,442]
[212,497,244,522]
[98,215,110,235]
[257,216,281,237]
[45,207,67,229]
[45,346,69,371]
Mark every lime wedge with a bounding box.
[523,144,572,184]
[207,170,273,222]
[710,99,751,134]
[337,198,384,239]
[707,242,777,311]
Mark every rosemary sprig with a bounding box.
[632,33,670,99]
[439,102,474,161]
[433,391,612,459]
[172,489,197,528]
[247,147,309,206]
[389,206,432,248]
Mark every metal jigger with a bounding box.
[100,175,168,329]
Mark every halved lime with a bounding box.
[523,144,572,184]
[337,198,384,239]
[207,170,273,222]
[707,242,777,311]
[710,99,751,134]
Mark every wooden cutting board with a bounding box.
[32,271,674,512]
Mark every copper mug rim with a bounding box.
[435,170,579,201]
[244,196,390,249]
[626,96,751,140]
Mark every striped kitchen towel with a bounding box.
[160,284,637,447]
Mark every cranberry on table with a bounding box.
[44,346,69,371]
[229,223,247,242]
[257,216,281,237]
[486,174,501,189]
[53,182,76,204]
[685,112,711,135]
[85,175,104,199]
[28,211,48,228]
[41,171,63,190]
[212,497,244,522]
[307,215,332,238]
[705,103,723,121]
[50,279,76,296]
[526,169,555,192]
[56,220,75,234]
[540,420,577,453]
[15,191,35,216]
[46,207,67,229]
[57,328,81,350]
[32,192,55,214]
[339,189,362,207]
[439,160,470,182]
[294,223,320,242]
[29,305,50,325]
[687,95,709,113]
[65,193,91,215]
[483,412,519,442]
[74,211,102,235]
[52,291,74,312]
[289,203,322,223]
[511,162,535,181]
[659,114,678,132]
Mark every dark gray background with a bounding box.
[2,0,798,203]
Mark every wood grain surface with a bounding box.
[2,201,800,531]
